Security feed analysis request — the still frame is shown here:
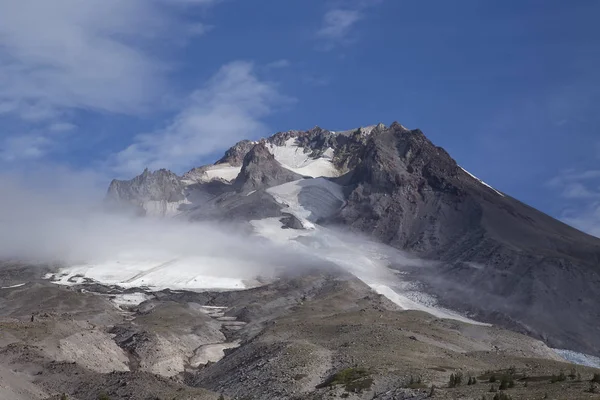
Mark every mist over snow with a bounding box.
[0,166,419,286]
[0,168,322,283]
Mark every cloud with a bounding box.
[0,134,53,162]
[548,169,600,199]
[562,202,600,238]
[0,0,215,120]
[316,0,385,50]
[266,59,291,69]
[111,61,292,176]
[49,122,78,133]
[548,169,600,237]
[317,9,363,43]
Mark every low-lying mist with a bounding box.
[0,168,427,291]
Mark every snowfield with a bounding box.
[182,163,241,184]
[267,177,345,228]
[48,253,257,291]
[267,138,339,178]
[553,349,600,369]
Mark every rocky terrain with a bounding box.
[2,265,600,400]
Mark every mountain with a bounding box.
[105,122,600,357]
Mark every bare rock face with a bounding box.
[105,168,186,216]
[216,140,256,167]
[332,122,600,356]
[234,142,303,193]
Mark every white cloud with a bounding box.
[49,122,78,133]
[266,59,291,69]
[562,202,600,238]
[317,9,362,43]
[111,61,292,176]
[549,169,600,237]
[0,134,53,161]
[0,0,215,120]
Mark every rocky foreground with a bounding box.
[1,264,599,400]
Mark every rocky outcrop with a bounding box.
[105,169,186,216]
[215,140,256,166]
[234,143,303,193]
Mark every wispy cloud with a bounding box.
[317,9,363,43]
[111,61,293,176]
[316,0,384,50]
[266,59,291,69]
[562,202,600,238]
[49,122,78,133]
[0,0,215,120]
[0,134,53,162]
[548,169,600,236]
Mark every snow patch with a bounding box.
[553,349,600,368]
[250,217,312,244]
[460,167,505,197]
[0,283,26,289]
[183,163,241,184]
[111,292,152,307]
[142,199,190,217]
[48,253,258,291]
[267,138,339,178]
[266,178,345,228]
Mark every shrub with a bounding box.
[497,375,514,390]
[317,367,373,393]
[588,382,598,393]
[489,384,498,392]
[98,393,110,400]
[550,370,566,383]
[489,375,497,383]
[493,393,512,400]
[60,395,68,400]
[449,372,463,388]
[407,375,426,389]
[592,373,600,384]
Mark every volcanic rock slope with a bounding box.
[107,122,600,357]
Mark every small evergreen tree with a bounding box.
[428,385,435,397]
[449,373,456,388]
[489,374,497,383]
[455,371,463,386]
[499,379,507,390]
[592,373,600,384]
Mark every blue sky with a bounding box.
[0,0,599,236]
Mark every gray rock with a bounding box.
[233,142,304,193]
